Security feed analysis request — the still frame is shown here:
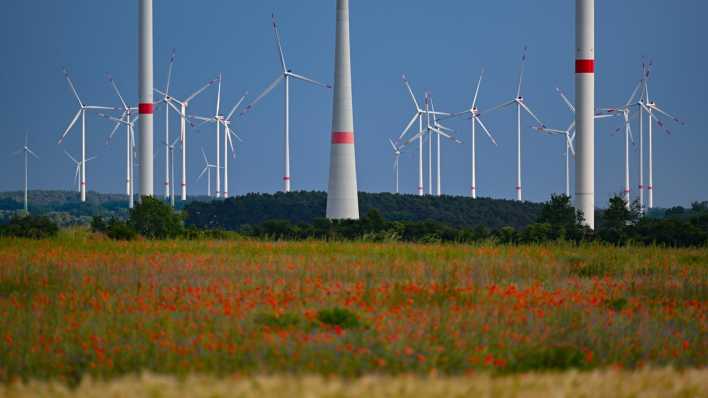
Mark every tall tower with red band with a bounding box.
[575,0,595,228]
[139,0,154,197]
[326,0,359,220]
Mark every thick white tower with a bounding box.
[139,0,154,197]
[575,0,595,228]
[326,0,359,220]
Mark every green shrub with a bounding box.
[0,215,58,239]
[317,307,361,329]
[106,219,137,241]
[129,197,183,239]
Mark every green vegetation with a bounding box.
[0,215,59,239]
[0,234,705,383]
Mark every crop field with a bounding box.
[0,232,706,396]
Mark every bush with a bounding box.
[0,215,58,239]
[106,219,137,241]
[317,307,362,329]
[128,197,183,239]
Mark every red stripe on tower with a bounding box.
[575,59,595,74]
[139,103,154,114]
[331,132,354,144]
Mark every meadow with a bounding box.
[0,231,706,396]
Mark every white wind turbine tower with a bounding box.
[155,70,219,201]
[65,151,96,193]
[485,47,545,201]
[241,14,331,192]
[106,74,137,198]
[13,133,39,214]
[58,68,115,202]
[428,95,460,197]
[198,148,218,198]
[190,88,248,199]
[449,69,498,199]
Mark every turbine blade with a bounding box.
[106,74,128,110]
[64,150,78,164]
[242,75,284,114]
[475,117,498,146]
[556,87,576,113]
[63,67,83,107]
[481,99,515,115]
[624,80,642,108]
[516,45,528,98]
[289,72,331,89]
[58,109,82,144]
[272,14,288,73]
[472,68,484,108]
[185,77,219,104]
[649,103,684,125]
[198,166,208,181]
[26,148,39,159]
[519,100,544,126]
[164,48,176,96]
[402,75,421,111]
[398,113,419,141]
[215,73,222,117]
[227,92,248,121]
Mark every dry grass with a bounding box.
[1,368,706,398]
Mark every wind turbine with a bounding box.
[155,54,219,201]
[241,14,331,192]
[448,68,498,198]
[388,138,406,194]
[58,68,116,202]
[190,88,247,199]
[485,47,545,201]
[65,151,96,193]
[428,95,461,196]
[639,61,685,210]
[159,49,176,200]
[106,74,137,198]
[99,113,137,209]
[396,76,447,196]
[13,133,39,214]
[163,137,179,207]
[602,79,648,208]
[198,148,218,198]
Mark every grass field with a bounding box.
[0,231,706,393]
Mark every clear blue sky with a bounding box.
[1,1,705,207]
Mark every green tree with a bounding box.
[599,196,641,245]
[536,194,586,242]
[128,197,183,239]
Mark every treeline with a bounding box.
[185,191,544,231]
[235,195,708,247]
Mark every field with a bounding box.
[0,232,706,396]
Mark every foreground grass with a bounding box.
[0,231,706,384]
[1,368,706,398]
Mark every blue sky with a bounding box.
[0,1,705,207]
